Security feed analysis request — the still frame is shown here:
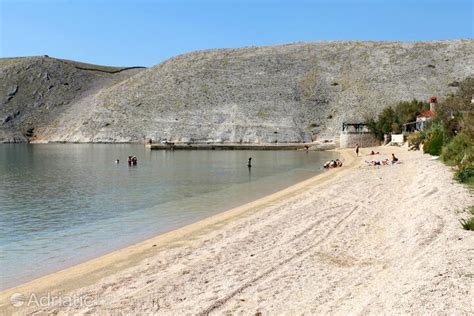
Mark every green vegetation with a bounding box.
[407,131,423,150]
[434,78,474,230]
[440,132,474,166]
[366,99,429,141]
[454,164,474,185]
[436,79,474,186]
[422,123,446,156]
[368,78,474,230]
[460,207,474,231]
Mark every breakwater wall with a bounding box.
[339,133,380,148]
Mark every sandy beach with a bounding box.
[1,147,473,315]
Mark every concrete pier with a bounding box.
[146,143,313,150]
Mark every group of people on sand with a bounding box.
[356,144,400,167]
[323,159,343,169]
[365,153,399,167]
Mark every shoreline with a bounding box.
[4,141,338,150]
[0,149,354,313]
[3,147,472,314]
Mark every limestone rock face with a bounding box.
[1,40,473,143]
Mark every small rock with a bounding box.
[7,85,18,96]
[3,115,13,124]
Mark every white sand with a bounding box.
[2,147,473,315]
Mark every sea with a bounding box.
[0,144,338,289]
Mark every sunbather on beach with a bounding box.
[324,160,340,169]
[391,153,399,164]
[365,158,391,167]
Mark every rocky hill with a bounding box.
[0,57,144,142]
[1,40,473,143]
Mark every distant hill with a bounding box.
[1,40,473,143]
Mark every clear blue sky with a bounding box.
[0,0,472,67]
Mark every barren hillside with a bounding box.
[1,40,473,143]
[0,57,144,142]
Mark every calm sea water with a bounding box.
[0,144,337,289]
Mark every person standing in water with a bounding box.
[355,144,360,157]
[247,157,252,168]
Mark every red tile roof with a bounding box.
[417,110,435,118]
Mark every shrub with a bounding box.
[460,217,474,231]
[407,131,424,150]
[454,163,474,184]
[367,100,429,141]
[394,100,429,124]
[440,132,474,166]
[460,206,474,231]
[435,77,474,138]
[423,124,445,156]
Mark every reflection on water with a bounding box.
[0,144,337,289]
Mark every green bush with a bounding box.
[460,217,474,231]
[407,131,424,150]
[367,100,429,141]
[460,206,474,231]
[375,107,398,140]
[394,100,429,124]
[423,124,446,156]
[454,163,474,184]
[440,132,474,166]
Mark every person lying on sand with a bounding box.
[323,160,333,168]
[368,150,380,155]
[324,159,343,169]
[365,159,390,167]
